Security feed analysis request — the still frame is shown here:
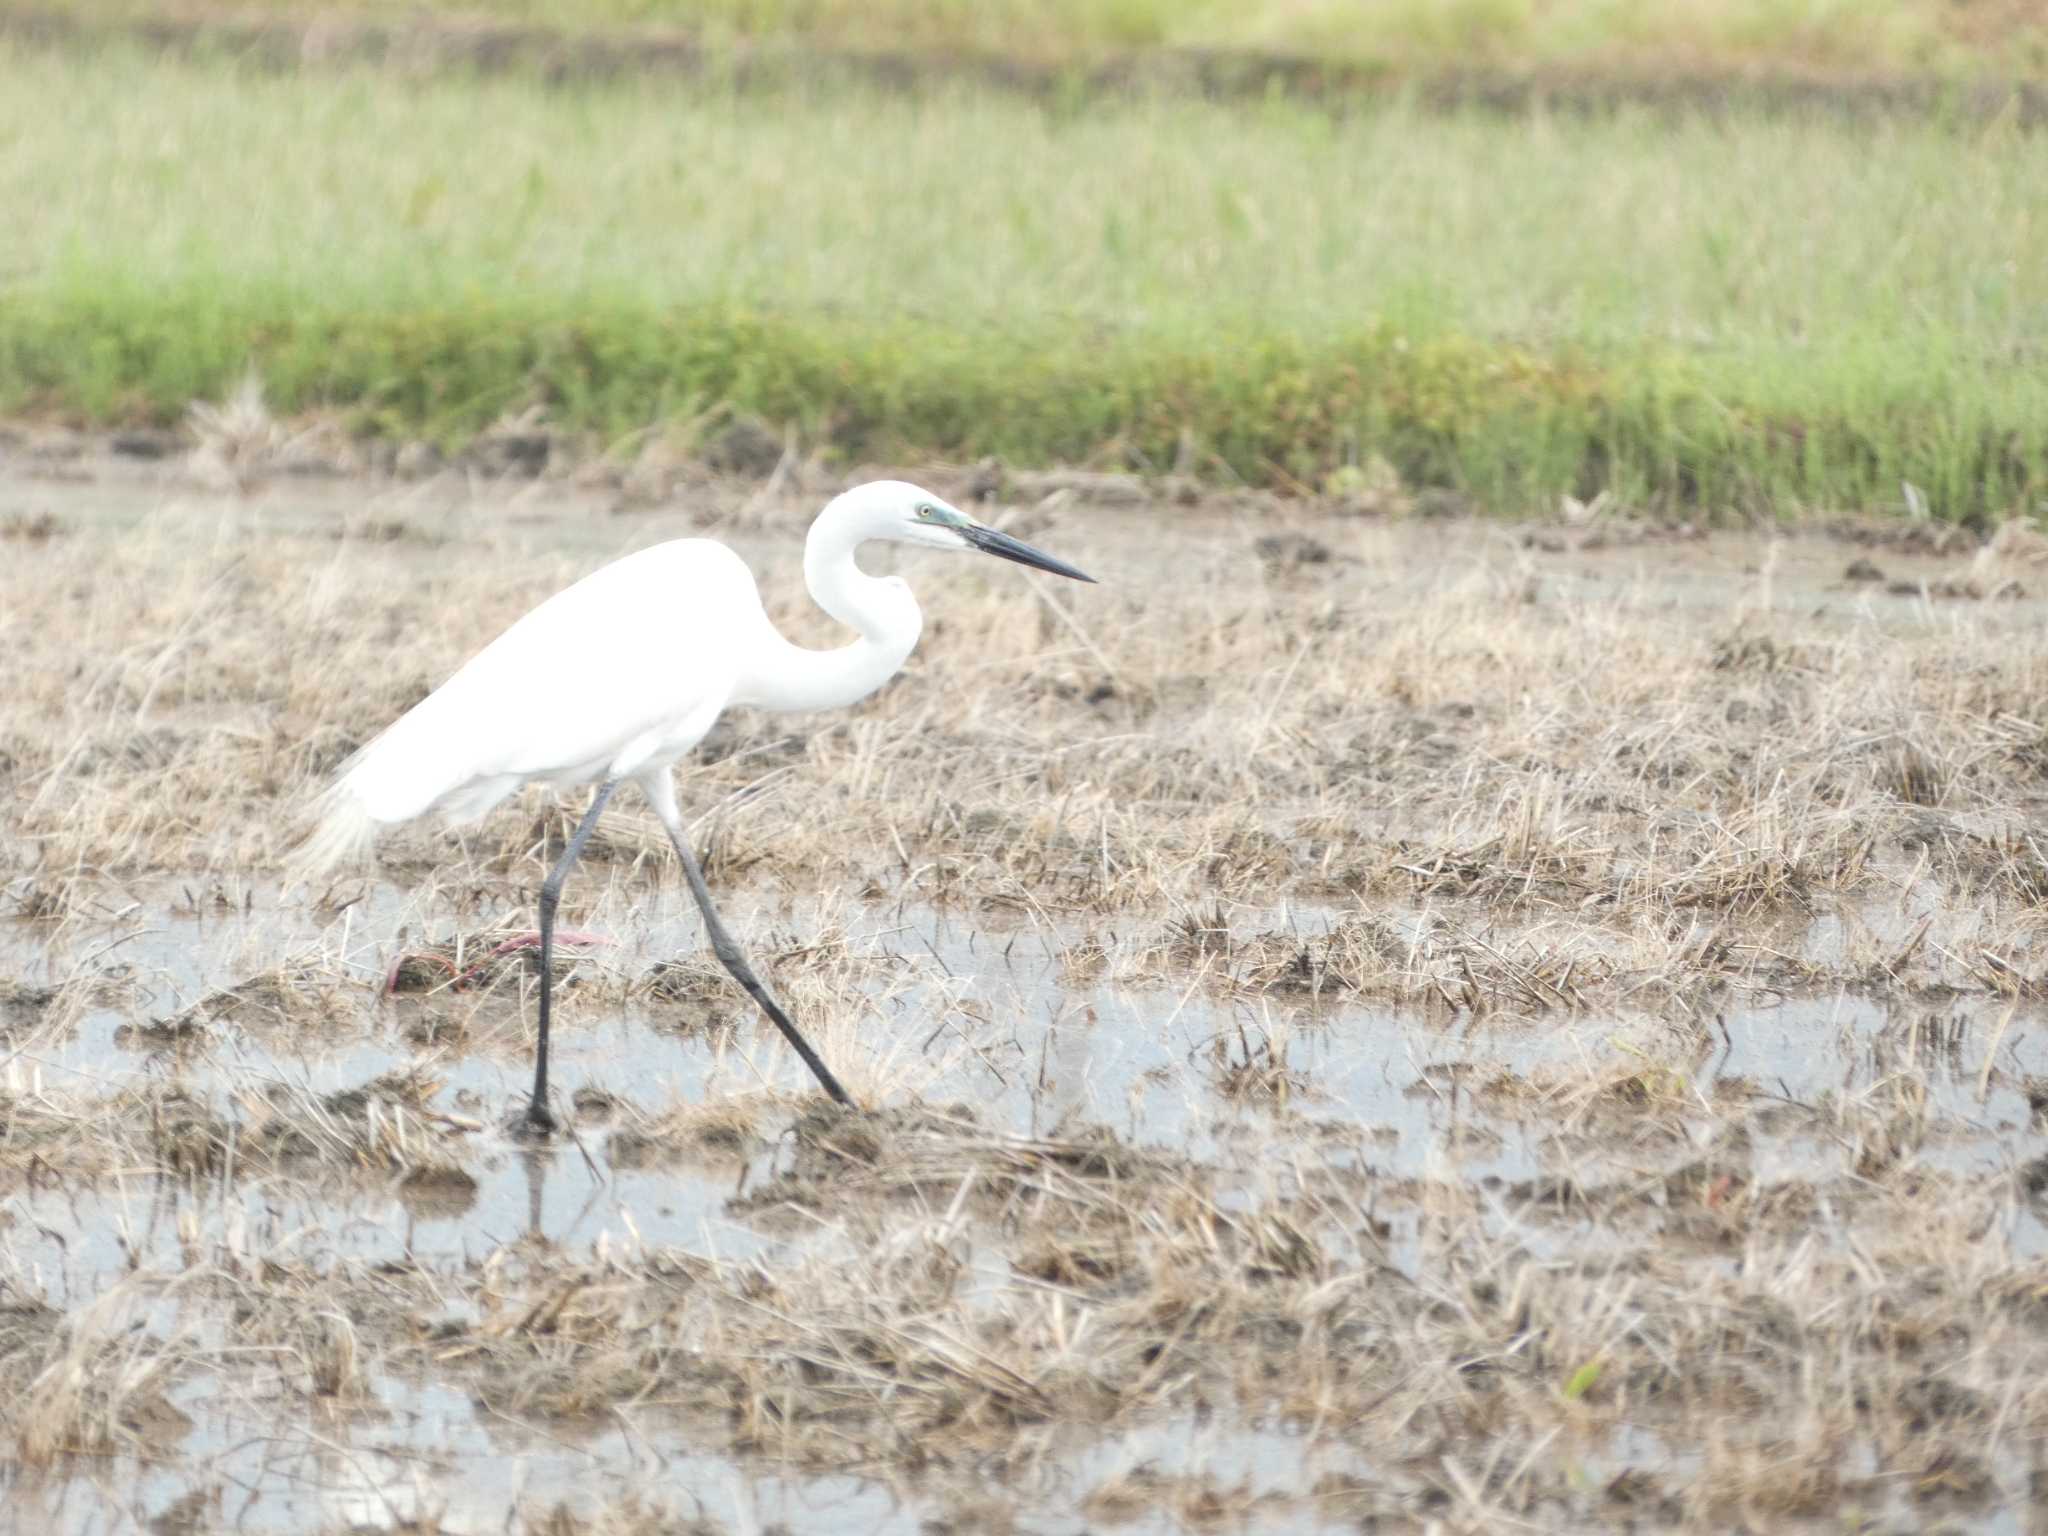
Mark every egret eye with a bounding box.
[917,505,935,520]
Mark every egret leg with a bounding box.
[645,780,855,1108]
[528,779,620,1132]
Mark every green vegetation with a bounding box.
[1,38,2044,513]
[35,0,2048,78]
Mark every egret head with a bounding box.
[841,480,1095,582]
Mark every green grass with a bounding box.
[2,41,2044,513]
[37,0,2048,78]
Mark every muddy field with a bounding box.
[6,436,2048,1532]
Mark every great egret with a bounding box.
[309,479,1093,1132]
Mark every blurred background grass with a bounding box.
[35,0,2048,75]
[0,4,2043,514]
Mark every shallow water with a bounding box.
[6,870,2048,1533]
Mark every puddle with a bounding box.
[4,877,2047,1533]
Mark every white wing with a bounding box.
[305,538,768,868]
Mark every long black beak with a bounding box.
[961,523,1096,583]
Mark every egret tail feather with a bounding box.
[294,783,379,879]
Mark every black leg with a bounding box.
[528,779,620,1132]
[655,804,855,1108]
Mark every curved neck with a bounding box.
[739,509,921,714]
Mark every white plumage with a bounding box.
[308,538,761,861]
[304,478,1094,1130]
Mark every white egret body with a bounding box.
[311,479,1093,1130]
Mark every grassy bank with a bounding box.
[2,42,2044,513]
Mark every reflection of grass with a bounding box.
[32,0,2048,76]
[3,44,2045,511]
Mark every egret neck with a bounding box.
[733,497,924,714]
[305,476,1093,1132]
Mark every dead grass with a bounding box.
[71,1106,2026,1528]
[9,460,2048,1528]
[0,1059,478,1186]
[0,1281,190,1465]
[7,465,2048,954]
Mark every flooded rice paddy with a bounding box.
[8,445,2048,1531]
[12,876,2048,1534]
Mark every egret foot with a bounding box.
[509,1100,557,1139]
